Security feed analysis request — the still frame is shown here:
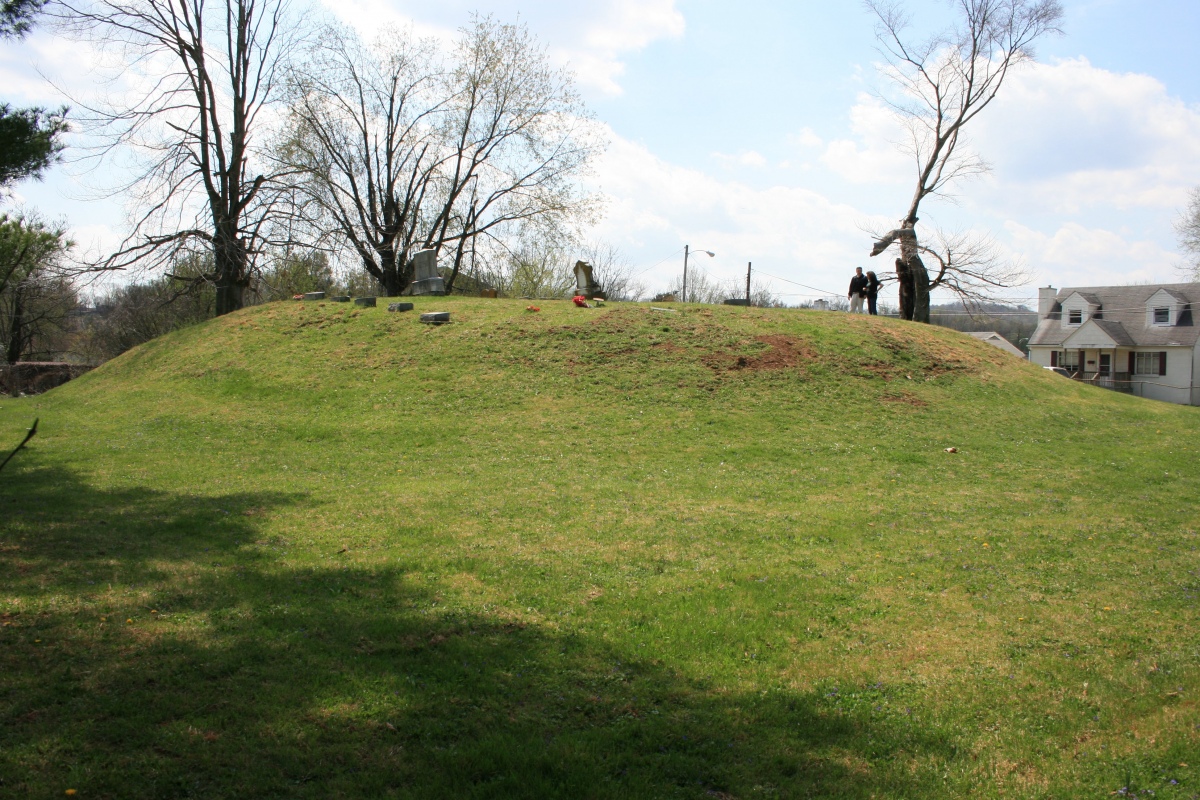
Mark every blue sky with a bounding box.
[4,0,1199,305]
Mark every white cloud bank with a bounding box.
[804,56,1200,292]
[322,0,685,95]
[591,127,887,299]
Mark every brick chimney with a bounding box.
[1038,286,1058,319]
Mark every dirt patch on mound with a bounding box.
[704,334,816,373]
[879,392,928,408]
[865,327,987,379]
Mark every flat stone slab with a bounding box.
[354,297,377,307]
[388,302,414,312]
[303,291,326,301]
[420,311,451,325]
[330,295,351,303]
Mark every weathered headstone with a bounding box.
[388,302,414,312]
[408,249,446,296]
[354,297,377,307]
[420,311,451,325]
[723,298,750,306]
[573,261,605,299]
[480,288,498,298]
[303,291,326,301]
[330,295,351,303]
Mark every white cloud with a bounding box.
[973,57,1200,214]
[1005,220,1179,287]
[820,93,910,185]
[562,0,684,95]
[790,127,823,149]
[590,126,888,299]
[322,0,685,96]
[711,150,767,169]
[830,58,1200,216]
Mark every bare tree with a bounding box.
[865,0,1061,322]
[278,16,603,297]
[1176,186,1200,279]
[54,0,302,315]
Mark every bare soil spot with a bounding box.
[880,392,928,408]
[705,334,816,373]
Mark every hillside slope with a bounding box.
[1,298,1198,799]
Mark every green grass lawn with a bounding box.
[1,297,1197,799]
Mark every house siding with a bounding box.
[1030,345,1195,404]
[1136,347,1192,405]
[1193,344,1200,406]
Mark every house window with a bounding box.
[1134,352,1167,375]
[1153,307,1170,324]
[1068,309,1083,324]
[1061,351,1080,370]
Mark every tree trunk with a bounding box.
[6,286,22,396]
[908,254,931,324]
[894,258,912,320]
[379,247,402,297]
[895,227,931,324]
[444,236,468,295]
[213,222,247,316]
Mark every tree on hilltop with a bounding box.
[54,0,303,316]
[276,16,603,297]
[865,0,1062,323]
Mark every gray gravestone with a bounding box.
[388,302,414,313]
[409,249,446,296]
[303,291,326,301]
[330,295,351,303]
[573,261,605,299]
[354,297,377,307]
[420,311,451,325]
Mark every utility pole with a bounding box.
[682,246,714,303]
[746,262,752,307]
[683,244,690,304]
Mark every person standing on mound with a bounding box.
[848,267,868,314]
[866,270,883,316]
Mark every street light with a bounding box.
[683,245,715,304]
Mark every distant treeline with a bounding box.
[927,302,1038,352]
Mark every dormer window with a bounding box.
[1068,309,1082,324]
[1153,307,1170,325]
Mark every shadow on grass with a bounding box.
[1,463,958,799]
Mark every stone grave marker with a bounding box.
[409,249,446,296]
[573,261,605,299]
[420,311,451,325]
[354,297,377,307]
[303,291,326,301]
[388,302,414,312]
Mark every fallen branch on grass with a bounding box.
[0,418,38,474]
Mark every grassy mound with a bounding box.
[1,298,1197,799]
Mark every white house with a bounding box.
[1028,283,1200,406]
[966,331,1026,358]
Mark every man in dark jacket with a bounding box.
[848,267,868,314]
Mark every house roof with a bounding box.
[966,331,1026,358]
[1091,319,1137,347]
[1064,291,1103,306]
[1029,283,1200,349]
[1155,288,1190,303]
